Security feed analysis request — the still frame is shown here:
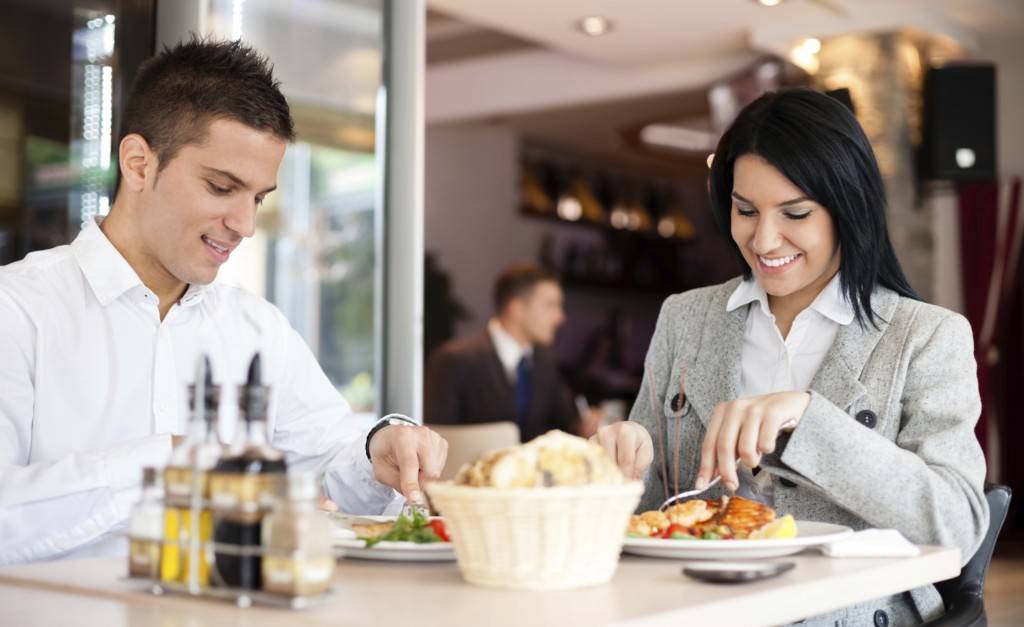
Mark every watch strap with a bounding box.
[364,414,418,461]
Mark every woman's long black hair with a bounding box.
[708,87,921,327]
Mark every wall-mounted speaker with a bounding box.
[920,63,997,181]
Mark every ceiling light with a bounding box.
[578,16,611,37]
[754,0,784,6]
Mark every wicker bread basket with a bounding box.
[425,480,644,590]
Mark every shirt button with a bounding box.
[873,609,889,627]
[855,410,878,429]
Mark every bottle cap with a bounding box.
[188,355,221,413]
[141,466,159,486]
[238,353,269,421]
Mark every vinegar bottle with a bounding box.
[209,353,287,590]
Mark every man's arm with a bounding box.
[0,291,172,563]
[265,309,445,514]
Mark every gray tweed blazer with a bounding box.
[631,277,990,625]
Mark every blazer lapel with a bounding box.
[686,284,746,428]
[807,288,898,410]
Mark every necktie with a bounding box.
[515,356,531,426]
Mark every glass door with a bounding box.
[0,0,155,263]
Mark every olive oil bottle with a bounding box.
[209,353,286,590]
[160,356,223,587]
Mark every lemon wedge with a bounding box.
[749,514,798,539]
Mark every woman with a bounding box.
[595,88,989,625]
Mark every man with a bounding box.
[0,38,446,564]
[424,262,597,442]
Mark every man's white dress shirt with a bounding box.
[0,220,398,564]
[726,273,855,399]
[487,318,531,383]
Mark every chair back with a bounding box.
[931,483,1012,624]
[430,422,521,481]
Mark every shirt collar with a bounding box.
[72,217,209,308]
[488,318,532,373]
[725,273,854,325]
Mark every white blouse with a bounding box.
[726,273,855,399]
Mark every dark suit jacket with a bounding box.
[423,331,579,442]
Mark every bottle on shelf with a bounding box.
[128,466,164,579]
[209,353,287,590]
[160,355,223,587]
[261,471,334,597]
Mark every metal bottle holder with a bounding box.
[130,460,335,609]
[129,366,334,609]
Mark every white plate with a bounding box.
[621,521,854,560]
[333,538,456,562]
[329,514,456,562]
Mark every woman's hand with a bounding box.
[590,421,654,480]
[697,391,810,492]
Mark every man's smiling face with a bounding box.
[133,118,287,291]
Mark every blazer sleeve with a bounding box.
[768,312,989,562]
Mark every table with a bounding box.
[0,547,960,626]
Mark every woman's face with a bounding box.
[730,154,841,314]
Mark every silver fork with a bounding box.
[658,460,735,511]
[401,500,430,519]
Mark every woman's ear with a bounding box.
[118,133,155,193]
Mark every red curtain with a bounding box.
[958,178,1023,465]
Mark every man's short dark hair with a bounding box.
[493,263,560,313]
[120,35,295,174]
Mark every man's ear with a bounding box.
[505,297,525,321]
[118,133,156,193]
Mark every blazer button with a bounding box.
[780,478,797,488]
[855,410,878,429]
[670,393,685,412]
[873,609,889,627]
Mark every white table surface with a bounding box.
[0,547,960,627]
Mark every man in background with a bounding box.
[424,262,598,441]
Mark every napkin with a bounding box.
[820,529,921,558]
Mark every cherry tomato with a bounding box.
[658,523,689,539]
[428,519,451,542]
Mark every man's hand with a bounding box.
[697,391,809,492]
[171,435,185,448]
[590,421,653,480]
[317,495,339,512]
[367,425,448,503]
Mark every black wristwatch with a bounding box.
[364,414,419,461]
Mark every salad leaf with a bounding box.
[364,508,444,547]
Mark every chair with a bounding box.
[429,422,521,481]
[923,483,1012,627]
